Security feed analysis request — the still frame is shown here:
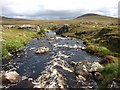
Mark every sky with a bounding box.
[0,0,119,20]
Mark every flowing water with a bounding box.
[2,31,101,88]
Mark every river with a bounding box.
[2,31,101,88]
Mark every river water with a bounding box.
[2,31,101,88]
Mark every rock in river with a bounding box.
[35,46,50,54]
[89,62,103,72]
[76,75,86,82]
[2,71,22,84]
[74,61,103,78]
[81,46,86,50]
[74,62,91,77]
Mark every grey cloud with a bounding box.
[2,8,87,20]
[1,5,118,20]
[29,9,86,19]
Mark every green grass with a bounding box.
[101,63,119,87]
[86,45,112,56]
[1,28,40,60]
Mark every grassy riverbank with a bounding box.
[62,26,120,56]
[1,28,40,60]
[62,24,120,87]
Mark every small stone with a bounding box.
[69,61,77,67]
[81,46,86,50]
[76,75,86,82]
[76,41,79,44]
[94,72,104,81]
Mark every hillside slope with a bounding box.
[75,13,118,24]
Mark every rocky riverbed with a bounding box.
[1,32,107,89]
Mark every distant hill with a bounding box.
[75,13,118,24]
[1,16,35,25]
[76,13,101,18]
[1,16,33,21]
[1,13,118,25]
[76,13,116,19]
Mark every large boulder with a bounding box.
[0,72,11,85]
[3,71,22,84]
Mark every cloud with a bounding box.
[0,0,119,20]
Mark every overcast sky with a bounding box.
[0,0,119,20]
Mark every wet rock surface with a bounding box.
[1,71,22,85]
[1,31,103,89]
[35,46,50,54]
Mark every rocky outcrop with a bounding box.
[56,24,71,34]
[73,61,104,88]
[75,61,103,74]
[18,24,37,31]
[72,61,104,89]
